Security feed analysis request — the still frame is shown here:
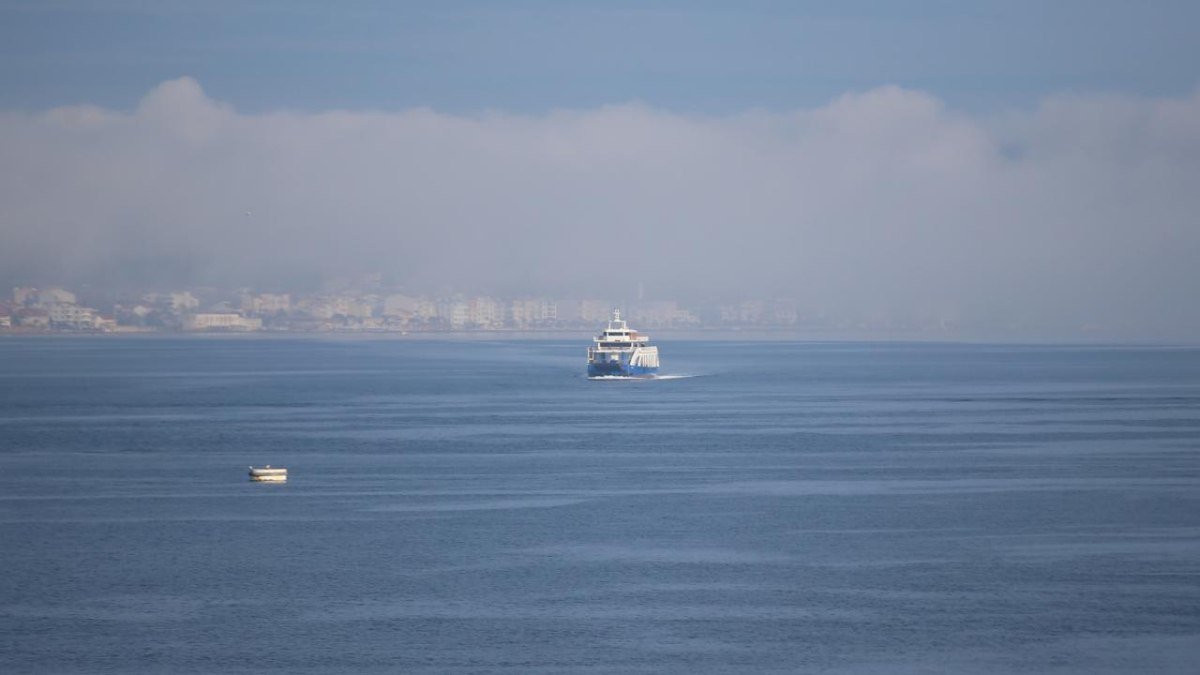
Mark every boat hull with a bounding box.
[587,362,659,377]
[249,467,287,482]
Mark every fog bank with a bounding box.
[2,78,1198,339]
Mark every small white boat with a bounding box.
[248,465,287,482]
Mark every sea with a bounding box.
[1,337,1198,674]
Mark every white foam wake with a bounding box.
[586,374,697,381]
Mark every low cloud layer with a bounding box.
[2,78,1199,339]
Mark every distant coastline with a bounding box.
[1,327,1192,346]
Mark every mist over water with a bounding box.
[2,79,1200,339]
[2,337,1198,673]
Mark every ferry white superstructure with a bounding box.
[586,310,660,377]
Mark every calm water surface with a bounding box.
[1,337,1199,673]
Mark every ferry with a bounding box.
[248,465,287,482]
[587,309,660,377]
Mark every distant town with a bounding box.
[0,278,961,337]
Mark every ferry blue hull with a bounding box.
[588,362,659,377]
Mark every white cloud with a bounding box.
[2,77,1198,339]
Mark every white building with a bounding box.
[242,293,291,314]
[183,313,263,331]
[467,297,501,328]
[510,298,558,327]
[169,291,200,312]
[333,296,373,319]
[443,301,469,329]
[297,297,336,320]
[630,301,699,327]
[383,294,420,318]
[47,303,101,329]
[414,299,438,322]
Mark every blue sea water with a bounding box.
[1,337,1199,674]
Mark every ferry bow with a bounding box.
[587,310,660,377]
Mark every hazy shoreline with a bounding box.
[1,329,1194,347]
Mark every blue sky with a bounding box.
[2,1,1198,113]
